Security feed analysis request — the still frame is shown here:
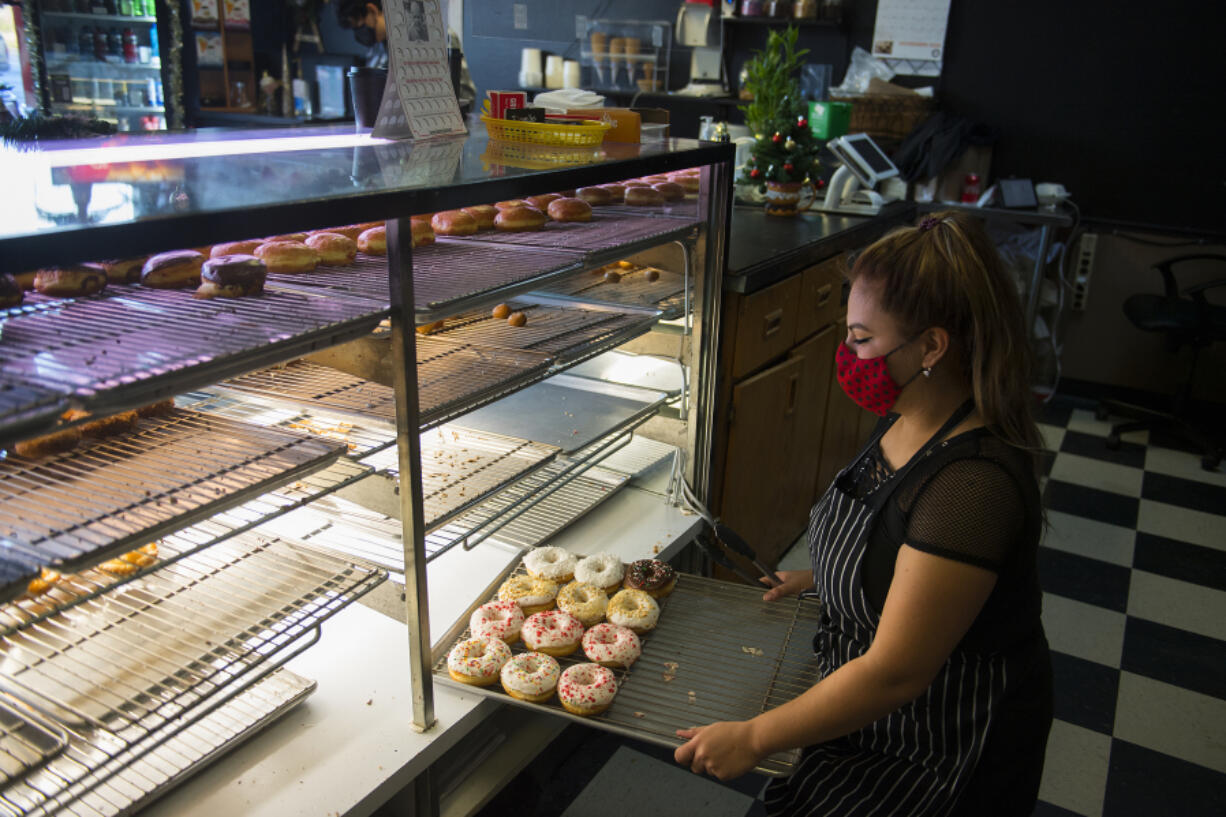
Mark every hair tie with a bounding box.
[918,216,941,232]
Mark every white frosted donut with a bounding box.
[582,623,641,668]
[523,546,578,582]
[447,637,512,686]
[556,581,609,627]
[470,599,525,644]
[521,610,585,657]
[500,652,561,702]
[574,552,625,592]
[557,663,618,716]
[606,589,660,635]
[497,575,559,614]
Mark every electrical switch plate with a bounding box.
[1072,232,1097,311]
[576,15,588,39]
[513,4,527,30]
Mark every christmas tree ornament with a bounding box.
[750,167,761,179]
[772,132,783,144]
[815,178,827,189]
[785,137,797,151]
[755,133,764,141]
[784,163,794,173]
[797,116,808,128]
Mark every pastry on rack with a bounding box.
[255,241,320,274]
[357,226,387,255]
[461,205,497,230]
[211,239,263,257]
[557,663,618,716]
[526,193,561,211]
[597,183,626,202]
[576,186,614,206]
[11,270,37,290]
[0,272,22,308]
[625,186,666,207]
[668,172,700,193]
[196,253,268,298]
[136,398,176,418]
[447,637,512,687]
[100,257,147,284]
[264,232,307,243]
[495,199,532,210]
[494,205,547,232]
[313,224,365,241]
[34,265,108,297]
[431,210,478,237]
[507,311,528,327]
[651,181,685,202]
[606,588,660,635]
[411,218,436,247]
[500,652,561,703]
[12,426,82,458]
[80,410,139,438]
[99,542,160,576]
[546,197,592,223]
[304,232,358,265]
[141,250,206,289]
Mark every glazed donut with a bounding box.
[576,186,614,206]
[100,257,147,284]
[491,303,512,319]
[598,183,626,201]
[255,241,320,274]
[669,173,701,193]
[211,240,263,258]
[556,581,609,627]
[304,232,358,265]
[494,205,547,232]
[500,652,561,703]
[12,270,36,290]
[469,599,525,644]
[526,193,561,211]
[357,226,387,255]
[557,663,618,716]
[624,558,677,598]
[651,182,685,202]
[622,180,651,189]
[582,622,642,668]
[606,588,660,635]
[34,265,107,297]
[498,575,559,615]
[141,250,205,289]
[0,273,22,308]
[625,186,666,207]
[521,610,585,657]
[523,546,577,583]
[495,199,532,210]
[546,197,592,223]
[196,254,267,298]
[431,210,478,237]
[461,205,498,229]
[574,553,625,594]
[411,218,436,248]
[507,311,528,327]
[12,426,81,459]
[314,224,365,241]
[554,189,576,198]
[80,410,138,437]
[447,637,513,687]
[264,232,307,243]
[354,221,384,233]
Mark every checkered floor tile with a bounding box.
[473,397,1226,817]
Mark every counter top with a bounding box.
[725,201,916,294]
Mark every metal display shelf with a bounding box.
[0,286,387,426]
[0,698,68,787]
[4,668,317,817]
[434,569,821,777]
[216,337,555,432]
[427,294,663,366]
[0,409,345,602]
[0,383,69,453]
[0,533,383,814]
[540,264,687,319]
[440,212,701,265]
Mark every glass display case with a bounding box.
[581,18,672,94]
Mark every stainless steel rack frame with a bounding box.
[434,569,821,777]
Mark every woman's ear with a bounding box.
[921,326,951,370]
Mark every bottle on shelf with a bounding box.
[137,29,152,63]
[122,28,137,63]
[149,22,160,65]
[145,0,157,17]
[79,26,95,58]
[107,27,123,58]
[90,0,107,14]
[93,27,107,60]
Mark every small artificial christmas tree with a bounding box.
[738,27,822,190]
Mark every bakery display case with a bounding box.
[0,123,734,814]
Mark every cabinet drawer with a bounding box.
[797,254,848,341]
[731,276,801,379]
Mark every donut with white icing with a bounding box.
[556,581,609,627]
[523,546,577,583]
[447,637,512,686]
[557,663,618,716]
[521,610,584,657]
[497,575,559,615]
[500,652,561,703]
[574,552,625,593]
[469,599,525,644]
[606,588,660,635]
[582,623,641,668]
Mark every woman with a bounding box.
[675,211,1052,816]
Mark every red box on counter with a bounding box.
[486,91,527,119]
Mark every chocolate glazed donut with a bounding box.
[196,254,267,298]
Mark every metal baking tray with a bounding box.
[566,351,685,398]
[0,286,387,417]
[0,696,68,786]
[0,381,70,454]
[217,337,555,432]
[425,294,663,366]
[345,426,561,532]
[0,408,344,582]
[446,373,669,454]
[0,666,315,816]
[541,263,688,318]
[0,532,383,731]
[434,566,822,776]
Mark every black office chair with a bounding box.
[1095,253,1226,471]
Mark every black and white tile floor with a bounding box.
[476,396,1226,817]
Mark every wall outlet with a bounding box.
[1071,232,1097,311]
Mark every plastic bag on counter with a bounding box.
[830,46,895,96]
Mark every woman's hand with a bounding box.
[759,570,814,602]
[674,721,761,780]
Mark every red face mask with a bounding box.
[835,339,922,416]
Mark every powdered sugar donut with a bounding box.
[447,637,512,686]
[574,552,625,593]
[523,546,577,583]
[582,623,641,668]
[500,652,561,702]
[497,575,559,615]
[470,599,525,644]
[557,663,618,716]
[521,609,585,657]
[556,581,609,627]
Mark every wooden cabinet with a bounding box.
[789,324,838,508]
[796,254,847,341]
[731,276,801,380]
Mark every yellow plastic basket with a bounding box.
[481,139,605,171]
[481,114,612,147]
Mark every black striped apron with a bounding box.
[766,401,1016,817]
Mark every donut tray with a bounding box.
[539,264,688,319]
[0,696,69,787]
[433,567,824,777]
[0,408,345,597]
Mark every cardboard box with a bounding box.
[564,107,668,143]
[808,101,851,139]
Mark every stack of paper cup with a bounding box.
[518,48,542,89]
[563,60,581,89]
[545,55,565,89]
